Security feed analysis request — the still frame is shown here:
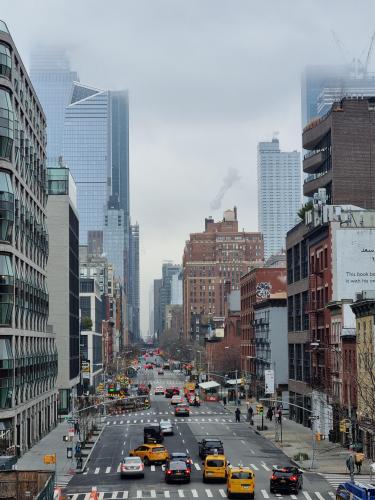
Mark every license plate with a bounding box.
[281,480,286,483]
[207,472,213,475]
[242,485,249,489]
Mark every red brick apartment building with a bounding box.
[183,208,263,339]
[240,267,287,378]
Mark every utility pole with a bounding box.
[235,369,238,405]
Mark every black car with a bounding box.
[198,438,224,459]
[144,424,164,444]
[270,467,303,494]
[165,460,191,483]
[167,452,192,470]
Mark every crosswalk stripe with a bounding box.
[250,463,259,470]
[141,419,143,423]
[151,465,156,471]
[98,494,105,500]
[261,463,270,471]
[291,496,297,499]
[178,490,184,497]
[191,490,198,497]
[205,489,213,498]
[120,420,123,424]
[150,491,156,498]
[164,492,170,498]
[113,421,117,425]
[117,464,121,472]
[105,466,111,473]
[136,491,142,499]
[328,493,335,498]
[70,495,79,500]
[219,489,226,498]
[194,463,201,470]
[261,490,269,498]
[315,493,325,500]
[303,492,313,500]
[94,467,99,474]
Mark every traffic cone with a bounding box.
[89,486,99,499]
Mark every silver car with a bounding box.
[120,456,145,478]
[160,420,174,435]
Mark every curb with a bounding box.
[77,424,106,474]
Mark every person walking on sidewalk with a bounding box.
[235,407,241,423]
[346,453,355,483]
[355,451,365,474]
[277,408,282,424]
[223,396,227,407]
[267,407,273,421]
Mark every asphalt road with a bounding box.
[65,369,336,500]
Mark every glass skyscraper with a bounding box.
[258,138,301,259]
[30,48,78,162]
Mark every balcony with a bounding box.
[303,112,332,150]
[303,170,332,198]
[303,150,325,174]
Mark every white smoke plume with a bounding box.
[210,167,241,210]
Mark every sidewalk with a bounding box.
[223,402,372,475]
[16,415,105,488]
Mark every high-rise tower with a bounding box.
[257,138,301,259]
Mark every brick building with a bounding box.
[183,208,263,340]
[240,267,287,382]
[303,97,375,207]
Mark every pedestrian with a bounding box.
[223,396,227,406]
[267,407,273,422]
[247,406,254,424]
[355,451,365,474]
[346,453,355,483]
[277,408,282,424]
[235,407,241,423]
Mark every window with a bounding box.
[0,253,13,325]
[0,89,13,160]
[0,43,11,80]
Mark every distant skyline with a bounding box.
[3,0,375,335]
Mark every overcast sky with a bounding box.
[2,0,375,336]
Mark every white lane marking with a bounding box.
[107,421,110,425]
[122,492,129,499]
[186,449,189,454]
[123,441,126,445]
[136,491,142,499]
[151,465,156,471]
[261,462,270,471]
[250,449,255,455]
[94,467,100,474]
[328,494,335,499]
[140,419,144,423]
[120,420,123,424]
[206,489,213,498]
[164,490,170,498]
[192,490,198,498]
[71,495,79,500]
[194,463,201,470]
[261,490,270,499]
[98,493,105,500]
[127,420,130,424]
[241,439,246,445]
[250,463,259,470]
[178,490,184,498]
[182,439,185,444]
[150,491,156,498]
[117,464,121,472]
[219,490,226,498]
[291,496,297,500]
[303,492,313,500]
[232,432,236,436]
[315,494,325,500]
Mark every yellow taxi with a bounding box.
[226,466,255,499]
[129,443,169,465]
[203,454,228,482]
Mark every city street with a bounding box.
[65,369,335,500]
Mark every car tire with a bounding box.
[144,457,150,466]
[270,489,274,494]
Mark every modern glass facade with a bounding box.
[0,21,58,455]
[257,138,301,259]
[103,207,125,283]
[30,48,78,162]
[63,83,109,244]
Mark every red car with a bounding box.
[175,403,190,416]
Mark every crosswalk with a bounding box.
[321,472,375,488]
[67,489,338,499]
[107,410,229,418]
[56,473,74,488]
[107,416,234,426]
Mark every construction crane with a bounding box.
[331,29,375,78]
[364,30,375,76]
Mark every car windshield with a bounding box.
[170,461,187,470]
[171,453,187,459]
[274,471,293,478]
[124,457,141,464]
[206,441,222,447]
[231,472,253,479]
[152,447,165,453]
[207,459,224,467]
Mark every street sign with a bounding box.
[68,428,75,437]
[264,369,275,395]
[43,454,56,464]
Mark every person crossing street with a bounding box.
[235,407,241,423]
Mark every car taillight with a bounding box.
[290,475,297,481]
[166,470,172,475]
[271,475,276,480]
[186,468,191,474]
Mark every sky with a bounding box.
[2,0,375,336]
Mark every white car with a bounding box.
[160,420,174,435]
[154,386,165,395]
[120,456,144,478]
